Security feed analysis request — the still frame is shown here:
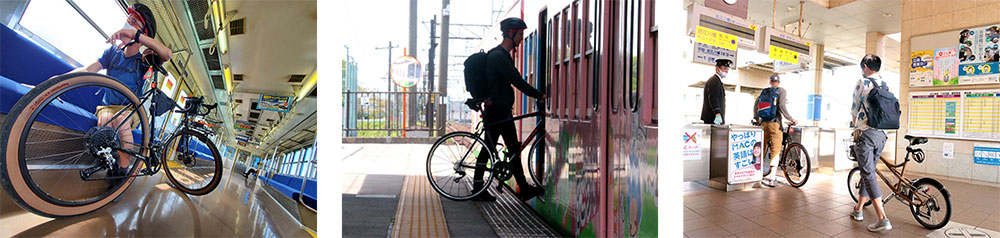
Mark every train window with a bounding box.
[610,0,619,114]
[17,0,125,66]
[553,14,560,66]
[545,17,551,111]
[564,8,571,63]
[574,1,583,60]
[649,2,657,125]
[627,0,642,112]
[590,0,601,111]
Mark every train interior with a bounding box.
[0,0,318,237]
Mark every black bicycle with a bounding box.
[426,99,546,200]
[0,63,223,217]
[755,121,811,187]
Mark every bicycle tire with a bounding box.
[782,143,811,187]
[0,72,149,217]
[909,178,951,229]
[161,129,223,195]
[847,167,873,207]
[526,137,547,187]
[762,143,773,177]
[426,132,495,201]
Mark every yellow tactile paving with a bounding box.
[392,175,450,238]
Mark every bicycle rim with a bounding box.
[0,73,149,217]
[526,138,549,188]
[426,132,494,200]
[909,180,951,229]
[162,129,223,195]
[782,143,810,187]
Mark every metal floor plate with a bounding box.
[478,185,561,238]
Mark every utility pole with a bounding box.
[375,41,399,134]
[437,0,450,137]
[408,0,418,128]
[427,15,437,134]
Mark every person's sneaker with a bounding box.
[517,186,544,201]
[470,192,496,202]
[760,178,777,187]
[867,219,892,232]
[850,210,863,221]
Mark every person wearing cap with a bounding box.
[471,17,546,202]
[701,59,732,125]
[70,2,172,182]
[753,74,797,187]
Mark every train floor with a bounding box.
[342,143,559,237]
[1,166,314,237]
[684,170,1000,238]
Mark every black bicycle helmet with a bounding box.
[500,17,527,38]
[128,3,156,38]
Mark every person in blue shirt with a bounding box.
[71,2,172,178]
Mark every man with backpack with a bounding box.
[701,59,732,125]
[753,74,798,187]
[466,17,545,202]
[848,54,899,232]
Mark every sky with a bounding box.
[334,0,520,100]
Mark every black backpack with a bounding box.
[463,49,490,100]
[865,78,900,129]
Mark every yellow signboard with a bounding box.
[769,45,799,64]
[695,26,737,51]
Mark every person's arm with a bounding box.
[778,88,796,123]
[850,80,863,128]
[708,78,724,115]
[752,95,759,120]
[109,29,172,62]
[491,52,543,98]
[71,61,104,73]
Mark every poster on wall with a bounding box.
[727,130,763,184]
[683,130,702,161]
[933,47,959,86]
[973,144,1000,166]
[962,91,1000,139]
[692,26,738,66]
[910,50,934,87]
[935,92,962,137]
[957,25,1000,84]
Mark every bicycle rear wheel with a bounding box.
[781,143,811,187]
[0,72,149,217]
[909,179,951,229]
[161,129,223,195]
[426,132,495,201]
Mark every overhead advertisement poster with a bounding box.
[910,50,934,87]
[257,94,293,112]
[933,47,959,86]
[235,120,253,131]
[693,26,738,66]
[957,25,1000,85]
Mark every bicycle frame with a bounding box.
[89,70,202,179]
[870,154,928,207]
[477,111,545,154]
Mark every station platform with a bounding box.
[342,143,560,237]
[684,171,1000,237]
[1,167,314,237]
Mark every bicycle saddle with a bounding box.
[904,135,928,145]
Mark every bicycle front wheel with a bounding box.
[781,143,811,187]
[0,72,149,217]
[526,137,550,188]
[426,132,495,201]
[847,167,872,207]
[162,129,223,195]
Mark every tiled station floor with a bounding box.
[684,171,1000,237]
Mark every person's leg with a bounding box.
[764,122,782,181]
[866,130,889,221]
[497,119,530,188]
[858,129,891,231]
[116,110,133,168]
